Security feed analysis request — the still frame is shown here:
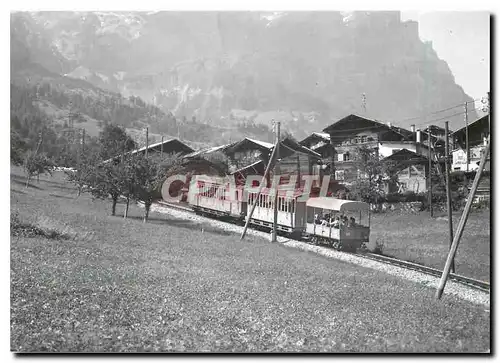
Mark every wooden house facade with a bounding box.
[322,114,433,184]
[451,114,490,172]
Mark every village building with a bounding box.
[224,136,322,188]
[105,138,195,164]
[224,138,274,173]
[383,148,430,194]
[451,114,490,172]
[321,114,435,183]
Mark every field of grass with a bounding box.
[370,210,490,282]
[10,168,490,352]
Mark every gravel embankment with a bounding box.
[148,202,490,307]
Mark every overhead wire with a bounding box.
[394,98,482,124]
[413,106,485,129]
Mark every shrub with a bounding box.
[10,212,89,240]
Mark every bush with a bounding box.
[10,212,83,240]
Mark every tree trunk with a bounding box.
[124,197,130,218]
[25,174,31,188]
[37,174,40,183]
[77,186,82,198]
[112,197,117,216]
[143,202,151,223]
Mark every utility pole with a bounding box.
[272,120,281,243]
[444,121,454,273]
[145,127,149,158]
[330,137,336,179]
[487,92,490,136]
[361,93,367,114]
[240,145,278,240]
[464,102,469,172]
[436,135,490,299]
[160,135,164,158]
[427,127,433,217]
[81,128,86,151]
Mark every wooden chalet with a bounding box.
[130,138,194,157]
[322,114,434,183]
[451,114,490,172]
[224,136,321,188]
[105,138,194,164]
[383,148,430,194]
[224,138,274,173]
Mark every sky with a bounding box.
[401,11,490,101]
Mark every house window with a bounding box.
[335,170,345,180]
[361,136,367,143]
[357,169,368,179]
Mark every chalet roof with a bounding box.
[323,114,388,134]
[225,136,320,159]
[130,138,194,156]
[280,137,322,159]
[231,160,265,175]
[224,137,274,155]
[322,114,413,141]
[299,132,330,146]
[184,143,233,159]
[452,114,489,135]
[383,148,429,163]
[104,138,194,164]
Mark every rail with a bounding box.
[152,200,490,293]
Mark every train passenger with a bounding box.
[321,213,331,226]
[314,214,322,224]
[341,216,348,227]
[349,217,356,227]
[331,216,340,228]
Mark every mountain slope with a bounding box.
[11,11,480,137]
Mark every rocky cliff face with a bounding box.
[11,11,478,139]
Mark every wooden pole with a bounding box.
[487,92,490,136]
[296,154,301,189]
[161,135,164,158]
[240,143,278,240]
[145,127,149,158]
[444,121,454,273]
[330,137,336,178]
[428,127,433,217]
[272,121,281,243]
[435,135,490,299]
[464,102,469,172]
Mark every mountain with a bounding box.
[11,11,480,142]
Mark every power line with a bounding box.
[413,106,484,129]
[322,106,484,137]
[395,99,481,123]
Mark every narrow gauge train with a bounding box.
[186,176,370,251]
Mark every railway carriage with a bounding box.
[246,188,309,237]
[187,176,247,219]
[305,197,370,251]
[185,176,371,252]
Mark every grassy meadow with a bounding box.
[370,210,490,282]
[10,167,490,352]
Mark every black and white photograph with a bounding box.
[8,3,492,354]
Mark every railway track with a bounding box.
[358,252,490,293]
[154,200,490,293]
